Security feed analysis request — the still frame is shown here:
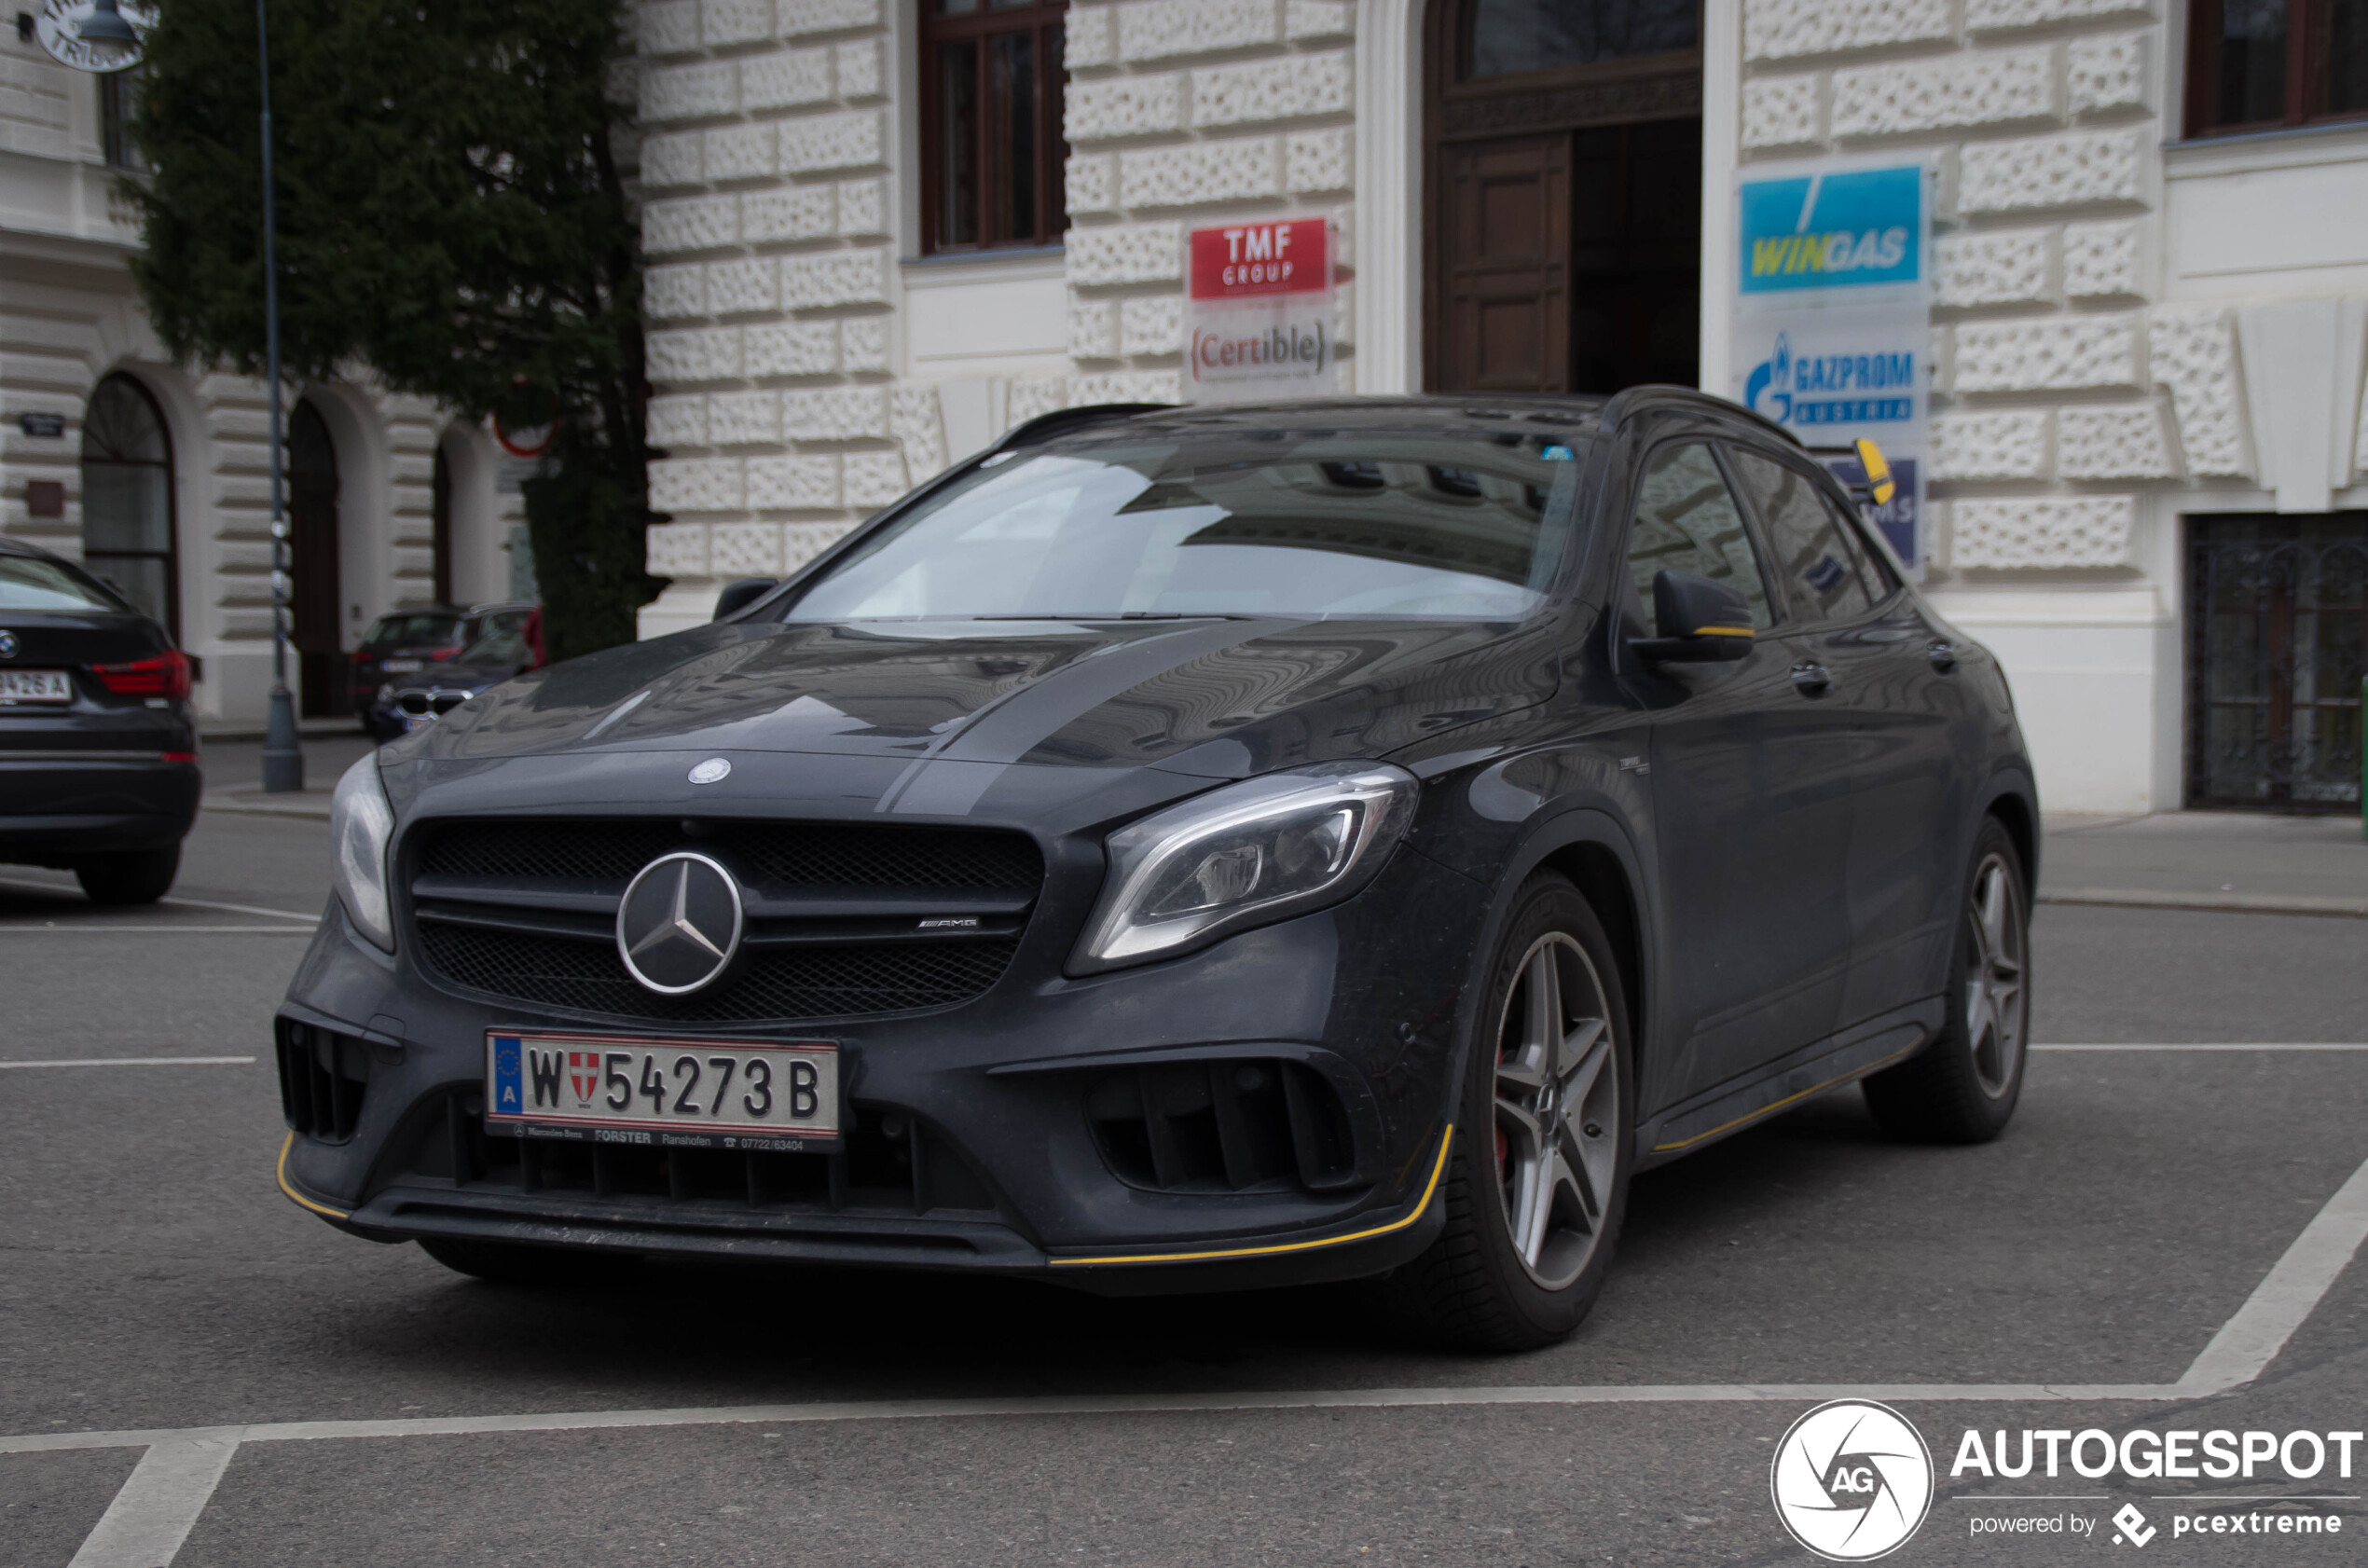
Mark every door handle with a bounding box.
[1789,661,1832,694]
[1925,640,1960,671]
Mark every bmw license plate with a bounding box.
[379,658,423,673]
[0,669,72,704]
[484,1030,840,1149]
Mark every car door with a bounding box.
[1725,447,1971,1030]
[1618,439,1857,1101]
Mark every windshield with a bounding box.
[778,433,1589,623]
[0,554,129,613]
[368,612,461,647]
[458,628,530,667]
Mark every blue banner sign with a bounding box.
[1737,165,1923,296]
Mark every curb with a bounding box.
[2039,887,2368,919]
[200,799,334,823]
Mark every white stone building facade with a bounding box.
[0,29,524,729]
[640,0,2368,816]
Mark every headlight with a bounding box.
[1071,763,1419,973]
[330,753,396,952]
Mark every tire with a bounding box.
[1371,871,1634,1351]
[1862,816,2031,1144]
[417,1235,632,1287]
[75,846,181,906]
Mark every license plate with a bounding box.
[0,669,71,704]
[379,658,423,673]
[485,1030,839,1148]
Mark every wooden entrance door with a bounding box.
[1426,0,1703,396]
[287,401,346,718]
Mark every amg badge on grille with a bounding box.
[616,851,745,995]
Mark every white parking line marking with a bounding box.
[2178,1151,2368,1394]
[64,1429,240,1568]
[0,877,319,924]
[0,1058,256,1069]
[15,1076,2367,1565]
[2036,1042,2368,1051]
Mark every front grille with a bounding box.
[420,819,1042,894]
[406,818,1043,1024]
[416,923,1022,1024]
[1086,1058,1361,1195]
[396,1089,998,1217]
[277,1019,369,1141]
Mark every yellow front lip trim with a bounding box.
[277,1132,351,1220]
[1650,1041,1921,1153]
[1048,1126,1453,1268]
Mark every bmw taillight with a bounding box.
[91,649,193,700]
[427,644,464,661]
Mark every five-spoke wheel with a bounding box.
[1493,933,1620,1290]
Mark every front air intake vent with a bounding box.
[1086,1058,1360,1195]
[276,1020,369,1142]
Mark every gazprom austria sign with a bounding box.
[1730,158,1934,571]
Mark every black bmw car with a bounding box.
[368,623,537,736]
[276,390,2036,1348]
[0,537,200,904]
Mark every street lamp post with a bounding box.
[255,0,301,792]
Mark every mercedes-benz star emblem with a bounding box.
[0,630,17,659]
[616,851,744,995]
[688,757,731,785]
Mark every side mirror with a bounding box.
[1631,570,1755,663]
[710,577,779,622]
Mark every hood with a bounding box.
[398,616,1560,778]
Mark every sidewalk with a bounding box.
[195,734,377,822]
[2042,811,2368,918]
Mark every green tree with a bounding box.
[127,0,660,659]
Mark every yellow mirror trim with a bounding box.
[1691,626,1755,638]
[1853,437,1896,505]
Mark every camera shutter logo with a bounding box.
[1770,1399,1934,1561]
[616,851,745,995]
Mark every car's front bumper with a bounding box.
[272,838,1486,1294]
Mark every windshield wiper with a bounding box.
[962,612,1263,621]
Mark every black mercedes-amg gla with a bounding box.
[276,389,2036,1348]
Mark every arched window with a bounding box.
[1462,0,1699,80]
[80,374,178,637]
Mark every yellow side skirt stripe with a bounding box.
[277,1132,351,1220]
[1049,1126,1453,1268]
[1650,1040,1921,1153]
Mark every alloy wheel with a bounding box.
[1492,932,1620,1290]
[1963,852,2027,1098]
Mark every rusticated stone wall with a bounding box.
[1043,0,1359,420]
[1740,0,2248,572]
[634,0,944,595]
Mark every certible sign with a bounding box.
[0,670,73,704]
[485,1029,840,1148]
[1183,218,1335,404]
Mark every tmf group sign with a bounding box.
[1732,158,1934,571]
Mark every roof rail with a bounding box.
[994,402,1177,451]
[1597,383,1803,448]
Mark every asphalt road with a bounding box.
[2,804,2364,1566]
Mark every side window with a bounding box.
[1728,449,1883,625]
[1624,443,1774,630]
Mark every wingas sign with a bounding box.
[1736,165,1924,298]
